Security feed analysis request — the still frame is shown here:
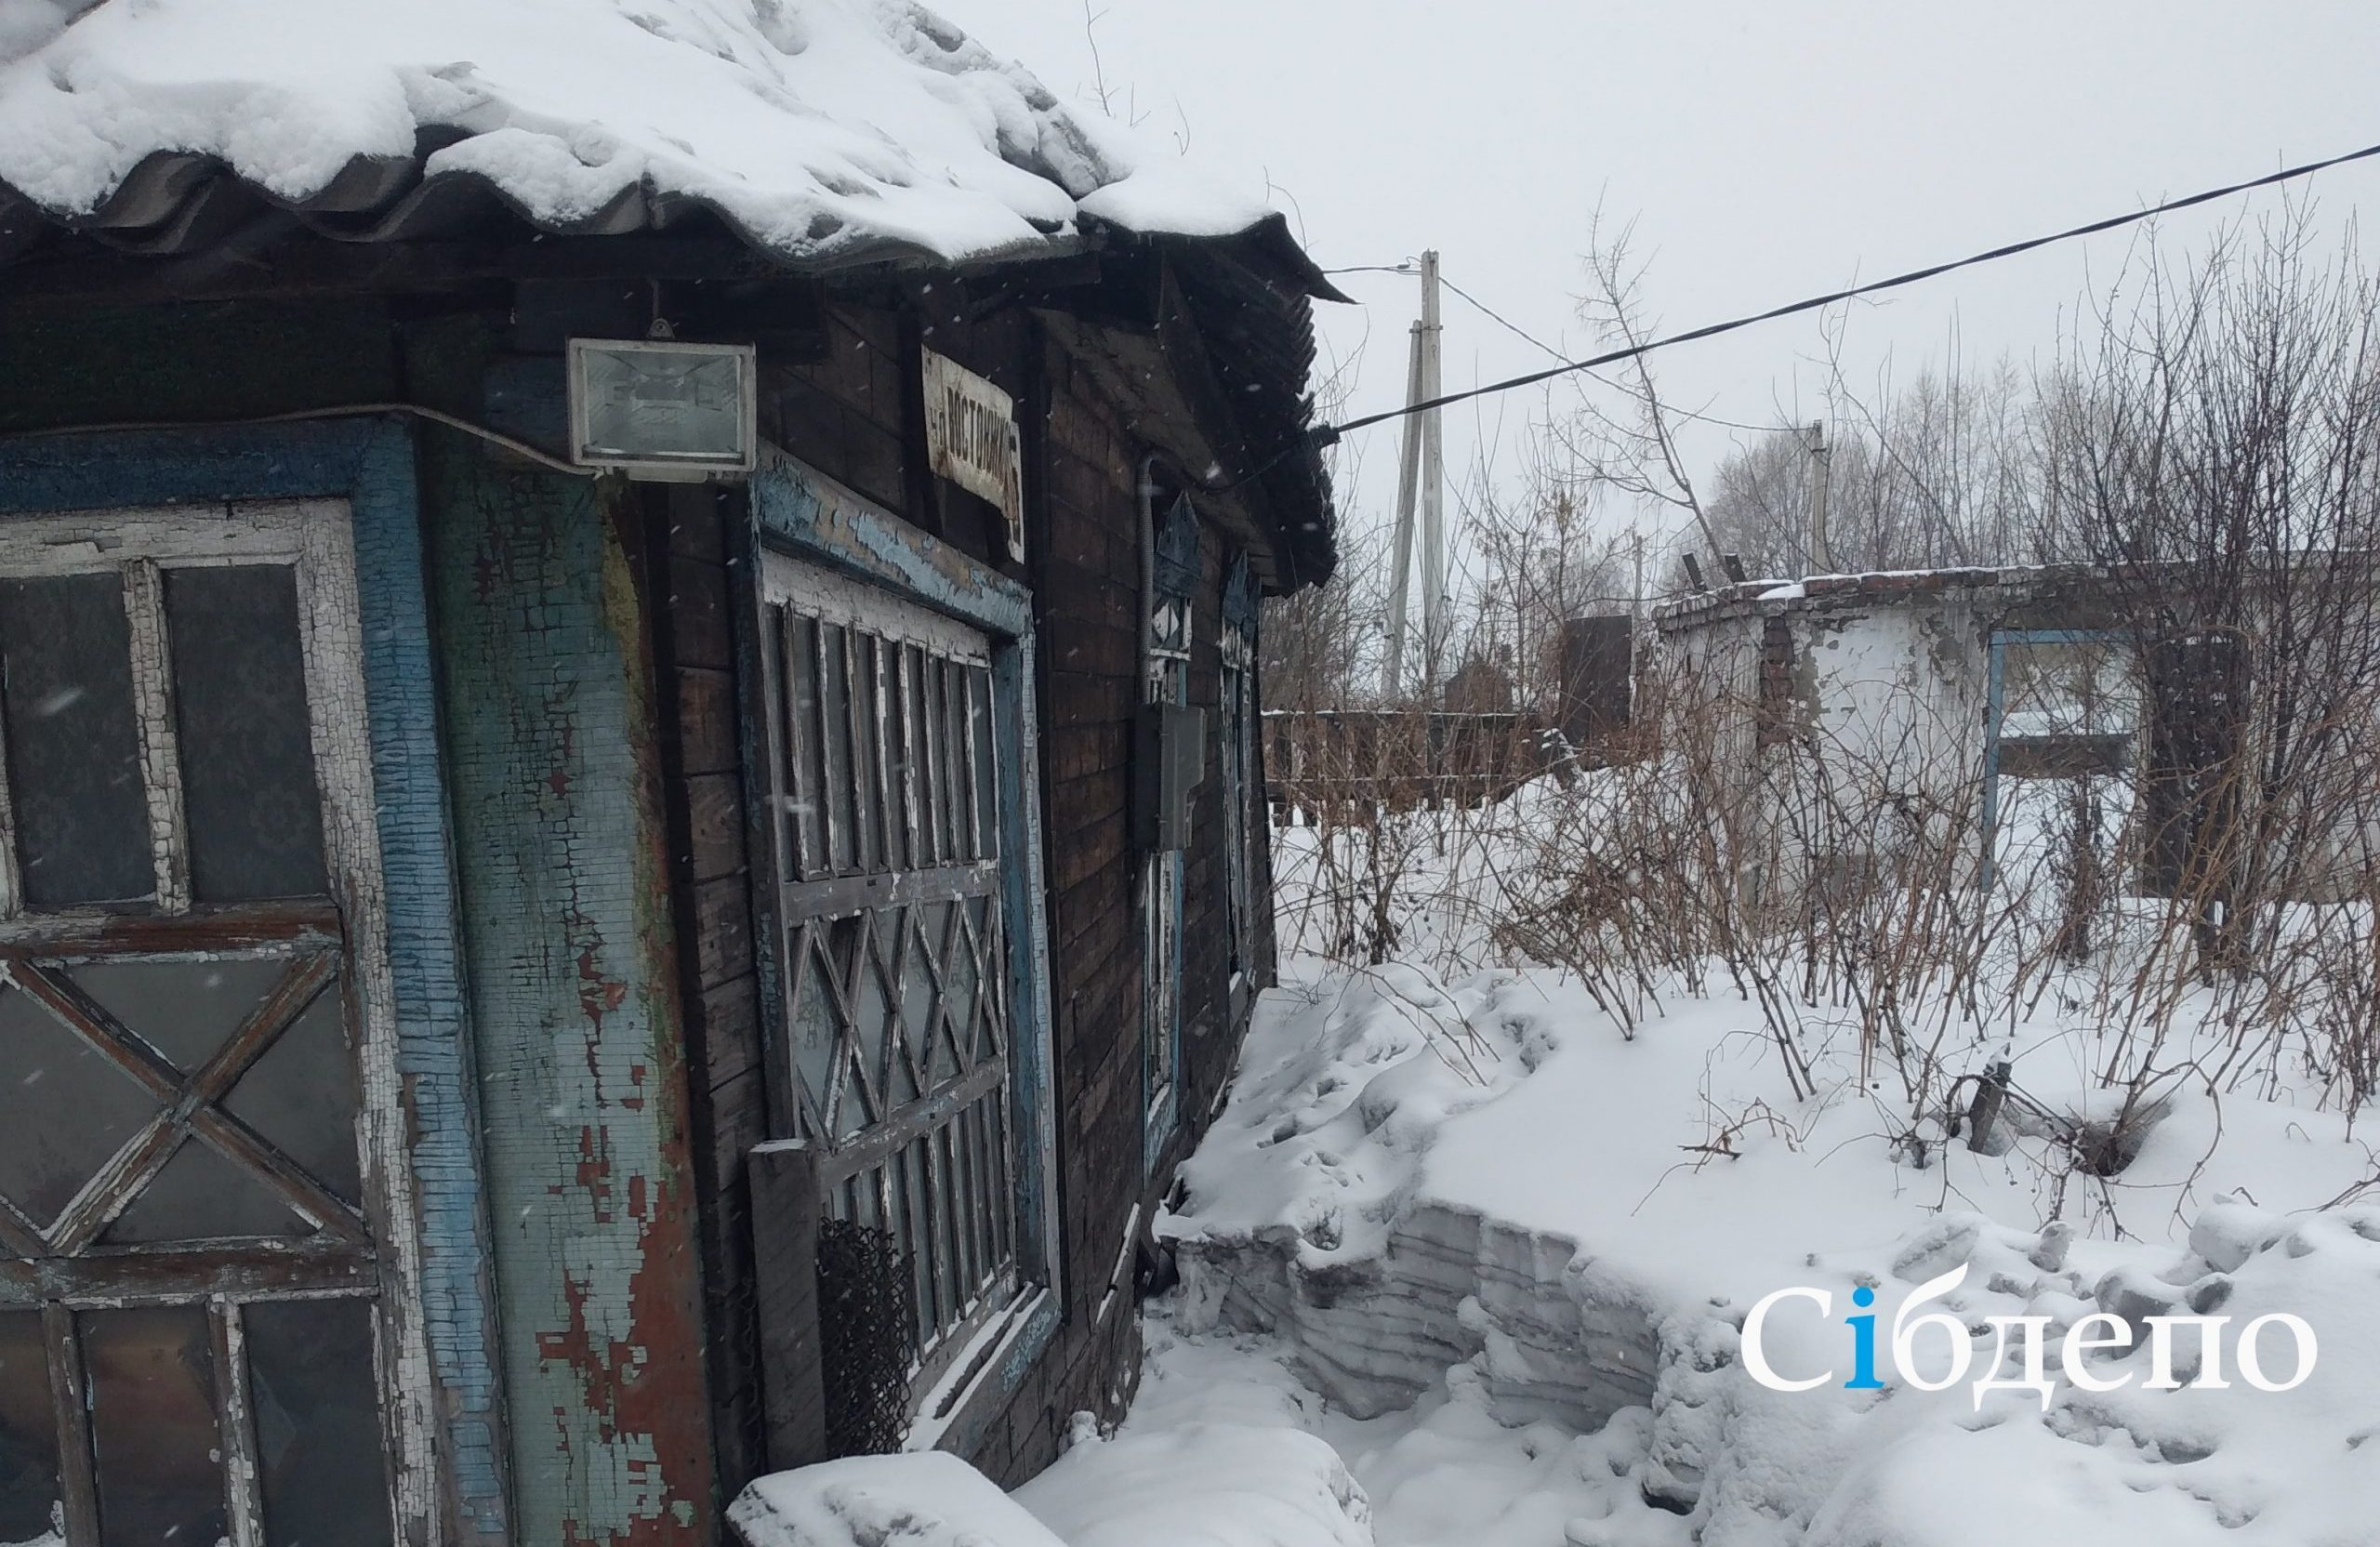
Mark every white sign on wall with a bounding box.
[921,347,1025,562]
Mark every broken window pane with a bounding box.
[0,985,156,1228]
[69,957,291,1075]
[224,984,362,1205]
[0,1311,58,1546]
[0,574,150,907]
[101,1136,310,1245]
[83,1306,226,1547]
[165,565,327,903]
[245,1299,392,1547]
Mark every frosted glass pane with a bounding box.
[0,574,148,906]
[85,1306,225,1547]
[246,1299,392,1547]
[166,565,327,903]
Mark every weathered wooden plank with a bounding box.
[694,874,757,988]
[210,1299,265,1547]
[776,859,999,919]
[696,976,766,1098]
[0,1197,42,1259]
[0,901,341,955]
[44,1303,99,1547]
[1044,668,1133,727]
[1042,722,1127,787]
[748,1143,827,1474]
[707,1063,770,1195]
[1045,821,1123,897]
[1055,864,1131,955]
[670,555,735,670]
[1047,756,1128,817]
[1043,615,1138,681]
[121,558,193,914]
[664,486,728,567]
[428,460,713,1544]
[648,478,778,1513]
[0,1244,377,1306]
[675,667,741,777]
[683,772,748,884]
[842,420,909,521]
[769,376,853,488]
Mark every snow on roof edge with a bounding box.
[0,0,1333,290]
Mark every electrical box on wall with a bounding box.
[1134,702,1207,853]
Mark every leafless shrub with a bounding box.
[1268,210,2380,1207]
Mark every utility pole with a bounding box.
[1416,249,1446,701]
[1380,250,1445,700]
[1805,418,1832,573]
[1382,318,1424,698]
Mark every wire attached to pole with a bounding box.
[1234,138,2380,491]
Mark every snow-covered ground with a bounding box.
[1138,955,2378,1546]
[738,771,2380,1545]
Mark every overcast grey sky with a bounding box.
[939,0,2380,569]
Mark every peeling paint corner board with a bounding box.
[920,348,1025,563]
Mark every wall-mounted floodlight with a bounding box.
[568,337,757,480]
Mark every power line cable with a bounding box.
[1266,137,2380,477]
[1436,271,1784,434]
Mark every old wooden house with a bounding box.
[0,5,1337,1544]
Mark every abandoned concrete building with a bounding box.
[1654,564,2378,904]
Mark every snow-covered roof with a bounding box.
[0,0,1292,273]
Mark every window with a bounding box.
[756,549,1025,1406]
[1993,632,2139,777]
[1143,497,1198,1163]
[0,503,406,1547]
[1220,555,1261,1001]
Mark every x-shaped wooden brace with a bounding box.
[0,953,365,1258]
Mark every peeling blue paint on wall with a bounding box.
[417,437,713,1545]
[754,452,1034,638]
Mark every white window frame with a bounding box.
[0,500,437,1547]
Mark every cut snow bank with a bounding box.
[1165,963,1660,1430]
[1158,959,2380,1544]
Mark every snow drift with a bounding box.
[1156,948,2380,1545]
[728,1451,1070,1547]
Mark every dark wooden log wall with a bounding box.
[658,290,1271,1499]
[642,481,771,1508]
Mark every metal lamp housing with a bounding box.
[567,337,758,481]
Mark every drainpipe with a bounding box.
[1138,456,1162,697]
